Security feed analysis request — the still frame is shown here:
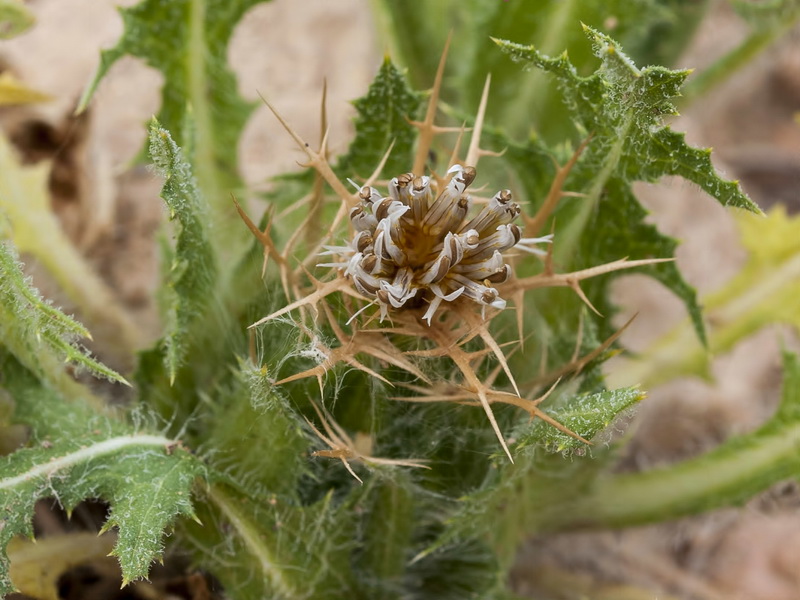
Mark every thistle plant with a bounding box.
[1,2,798,599]
[244,49,672,467]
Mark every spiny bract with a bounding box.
[245,50,669,466]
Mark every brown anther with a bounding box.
[412,176,426,191]
[356,233,373,253]
[350,206,364,221]
[507,204,521,218]
[459,166,477,187]
[447,235,459,257]
[498,189,512,204]
[355,275,379,295]
[466,233,480,246]
[509,224,521,244]
[457,196,469,210]
[397,173,414,187]
[429,256,452,284]
[359,187,374,202]
[376,289,390,304]
[485,265,510,284]
[481,289,498,304]
[361,253,378,273]
[375,198,393,221]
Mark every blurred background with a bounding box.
[1,0,800,598]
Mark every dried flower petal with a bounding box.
[322,166,549,324]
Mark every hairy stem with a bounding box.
[504,0,577,134]
[204,483,298,599]
[541,420,800,531]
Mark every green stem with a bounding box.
[505,0,577,134]
[204,483,299,598]
[187,0,235,256]
[543,420,800,531]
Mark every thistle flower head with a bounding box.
[322,165,551,324]
[247,56,671,467]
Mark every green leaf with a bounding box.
[495,26,760,342]
[188,483,356,600]
[496,26,759,211]
[0,240,126,387]
[148,120,217,382]
[204,362,309,496]
[336,57,422,180]
[78,0,269,234]
[579,177,704,342]
[373,0,710,139]
[515,387,644,455]
[0,358,202,592]
[418,388,641,566]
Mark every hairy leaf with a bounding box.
[148,120,217,382]
[204,363,309,496]
[336,57,422,180]
[373,0,709,138]
[515,387,644,455]
[79,0,269,232]
[496,27,759,210]
[188,483,355,600]
[418,387,641,566]
[0,240,126,386]
[0,360,202,592]
[496,26,760,342]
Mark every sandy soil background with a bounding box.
[1,0,799,598]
